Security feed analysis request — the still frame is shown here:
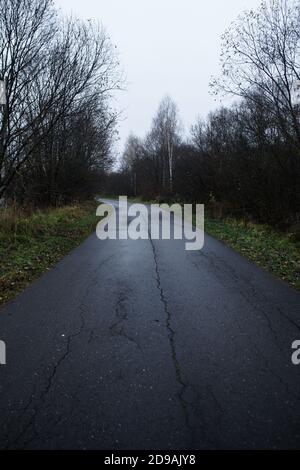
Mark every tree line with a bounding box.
[106,0,300,227]
[0,0,121,207]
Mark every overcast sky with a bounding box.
[55,0,261,155]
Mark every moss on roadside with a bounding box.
[0,201,98,306]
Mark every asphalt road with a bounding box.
[0,199,300,450]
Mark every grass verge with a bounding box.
[205,216,300,291]
[0,201,98,306]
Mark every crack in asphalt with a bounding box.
[193,251,291,355]
[39,261,102,404]
[109,289,140,349]
[20,387,81,450]
[207,249,300,330]
[2,384,38,449]
[6,255,137,448]
[4,314,85,449]
[232,306,300,406]
[148,235,195,446]
[3,261,105,449]
[148,236,219,448]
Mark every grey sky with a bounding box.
[55,0,262,155]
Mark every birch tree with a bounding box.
[147,96,181,192]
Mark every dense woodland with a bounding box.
[0,0,121,206]
[1,0,300,230]
[106,0,300,228]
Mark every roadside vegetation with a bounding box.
[205,214,300,291]
[0,202,98,306]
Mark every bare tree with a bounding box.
[121,134,143,171]
[0,0,122,200]
[211,0,300,147]
[148,96,181,192]
[0,0,56,197]
[120,134,144,195]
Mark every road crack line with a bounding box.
[110,290,140,349]
[148,235,195,445]
[4,262,105,449]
